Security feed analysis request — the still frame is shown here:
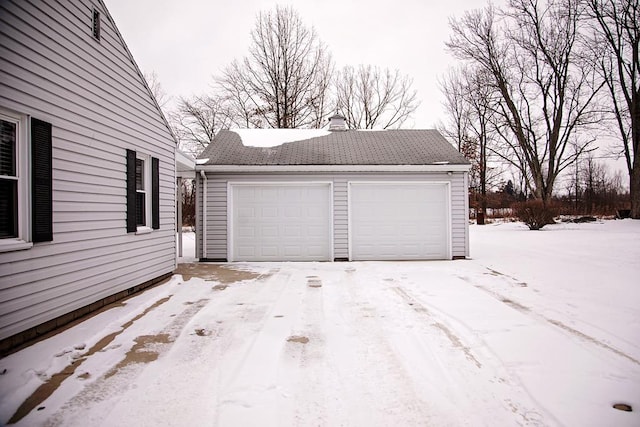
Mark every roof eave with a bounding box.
[196,164,471,173]
[176,150,196,178]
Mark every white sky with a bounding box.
[104,0,494,129]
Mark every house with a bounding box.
[195,117,471,262]
[0,0,178,353]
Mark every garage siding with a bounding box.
[333,179,349,259]
[199,171,468,260]
[196,178,228,260]
[451,172,468,257]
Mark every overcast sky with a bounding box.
[104,0,627,177]
[105,0,496,129]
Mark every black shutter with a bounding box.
[126,149,136,232]
[151,157,160,229]
[31,118,52,243]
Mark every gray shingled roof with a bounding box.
[197,129,470,166]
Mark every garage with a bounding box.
[196,127,470,261]
[230,183,332,261]
[349,182,450,260]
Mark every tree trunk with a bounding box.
[631,164,640,219]
[632,89,640,219]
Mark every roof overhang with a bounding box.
[176,150,196,178]
[196,164,471,173]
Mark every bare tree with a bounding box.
[217,5,334,129]
[438,67,472,151]
[447,0,604,210]
[170,95,233,156]
[334,65,419,129]
[440,65,501,223]
[586,0,640,218]
[143,70,170,110]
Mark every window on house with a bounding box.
[92,8,101,41]
[0,117,18,239]
[126,149,159,233]
[0,110,52,252]
[135,157,147,226]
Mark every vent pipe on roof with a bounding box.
[328,114,347,131]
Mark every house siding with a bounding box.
[0,0,176,341]
[198,171,468,260]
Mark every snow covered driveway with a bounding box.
[1,220,639,426]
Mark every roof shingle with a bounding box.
[198,129,470,166]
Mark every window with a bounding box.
[0,117,18,239]
[126,149,159,233]
[0,110,52,252]
[135,156,147,226]
[92,8,101,41]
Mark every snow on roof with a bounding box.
[230,129,331,147]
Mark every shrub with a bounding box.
[513,199,557,230]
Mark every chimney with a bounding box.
[328,114,347,131]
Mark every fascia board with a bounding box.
[196,164,471,173]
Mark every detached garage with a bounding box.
[196,120,470,262]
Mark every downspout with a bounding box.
[200,170,207,259]
[177,177,183,257]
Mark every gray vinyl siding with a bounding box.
[199,171,468,261]
[0,0,176,340]
[194,174,228,260]
[333,179,349,259]
[206,180,228,259]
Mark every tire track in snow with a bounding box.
[214,268,312,426]
[41,297,211,426]
[281,273,329,426]
[88,268,279,427]
[7,295,173,425]
[325,267,438,426]
[468,270,640,366]
[385,281,550,426]
[392,286,482,368]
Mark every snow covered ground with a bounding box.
[1,220,639,426]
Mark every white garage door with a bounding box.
[350,183,449,260]
[230,183,332,261]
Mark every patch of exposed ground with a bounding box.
[287,335,310,344]
[174,264,269,283]
[7,296,172,424]
[105,334,172,378]
[501,298,530,312]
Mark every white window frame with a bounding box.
[0,108,32,252]
[135,152,152,234]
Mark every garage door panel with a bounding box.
[260,226,278,237]
[236,226,256,238]
[283,225,302,237]
[284,206,301,217]
[231,184,332,261]
[350,183,449,260]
